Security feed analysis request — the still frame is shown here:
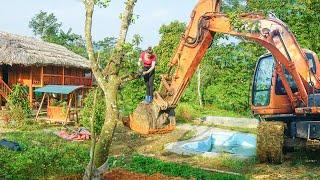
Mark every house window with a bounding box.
[84,70,92,78]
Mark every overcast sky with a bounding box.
[0,0,198,49]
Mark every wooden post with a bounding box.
[29,67,33,107]
[90,71,93,87]
[36,93,46,121]
[47,94,50,108]
[75,92,78,123]
[65,94,73,123]
[40,66,44,87]
[19,66,21,81]
[81,88,84,107]
[62,67,65,85]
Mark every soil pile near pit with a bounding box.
[104,169,183,180]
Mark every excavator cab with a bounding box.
[251,50,320,117]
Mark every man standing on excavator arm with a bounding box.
[139,47,157,104]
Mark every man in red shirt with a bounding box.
[139,47,156,104]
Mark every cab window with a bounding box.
[252,55,275,106]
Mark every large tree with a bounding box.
[29,11,62,39]
[29,11,87,57]
[83,0,138,179]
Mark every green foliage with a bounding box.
[0,131,90,179]
[119,79,145,115]
[95,37,117,68]
[29,11,61,39]
[50,99,67,107]
[108,154,245,179]
[29,11,87,57]
[227,11,261,33]
[7,105,25,127]
[95,0,111,8]
[154,21,186,77]
[116,40,145,114]
[175,103,198,122]
[80,88,106,135]
[200,42,264,113]
[247,0,320,55]
[93,35,144,115]
[7,84,32,117]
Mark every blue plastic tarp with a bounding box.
[34,85,83,95]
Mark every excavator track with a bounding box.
[257,121,285,164]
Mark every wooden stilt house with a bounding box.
[0,31,92,106]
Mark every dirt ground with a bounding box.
[54,169,181,180]
[104,169,183,180]
[110,123,320,179]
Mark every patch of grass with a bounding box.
[178,130,196,141]
[299,172,319,179]
[108,154,245,179]
[198,105,249,118]
[175,103,198,123]
[1,118,51,132]
[0,130,90,179]
[175,103,250,124]
[192,154,257,174]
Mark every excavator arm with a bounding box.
[129,0,319,134]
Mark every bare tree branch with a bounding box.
[103,0,138,76]
[119,72,141,85]
[84,0,109,90]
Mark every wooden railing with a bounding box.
[43,74,63,85]
[64,76,92,86]
[0,79,12,100]
[41,74,92,86]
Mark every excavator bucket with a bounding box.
[128,102,175,135]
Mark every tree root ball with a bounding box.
[129,102,175,135]
[257,121,285,164]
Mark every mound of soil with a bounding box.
[104,169,183,180]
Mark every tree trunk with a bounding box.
[197,66,203,107]
[93,76,120,167]
[83,0,138,179]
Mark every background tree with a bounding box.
[29,11,61,40]
[247,0,320,54]
[29,11,87,57]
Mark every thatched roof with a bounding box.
[0,31,90,69]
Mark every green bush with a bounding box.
[5,84,32,127]
[80,88,106,134]
[7,84,32,117]
[7,105,26,127]
[175,103,198,122]
[50,99,67,107]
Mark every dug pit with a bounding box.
[165,125,256,157]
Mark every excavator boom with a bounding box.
[129,0,320,134]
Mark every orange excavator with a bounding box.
[129,0,320,163]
